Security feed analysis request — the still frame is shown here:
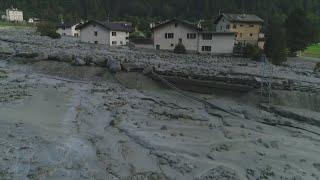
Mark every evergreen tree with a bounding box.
[286,8,313,54]
[264,22,287,65]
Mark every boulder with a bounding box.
[109,61,121,73]
[106,55,115,68]
[143,66,154,75]
[71,58,86,66]
[91,55,106,66]
[48,52,73,62]
[121,62,147,72]
[60,52,74,63]
[0,43,15,55]
[34,52,48,61]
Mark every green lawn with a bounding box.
[0,21,32,27]
[301,44,320,58]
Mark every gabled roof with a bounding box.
[214,13,264,24]
[76,20,134,32]
[151,19,203,32]
[56,22,79,28]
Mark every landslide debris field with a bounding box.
[1,27,320,180]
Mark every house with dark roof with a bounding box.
[152,19,235,54]
[214,13,264,46]
[56,22,83,37]
[76,20,134,46]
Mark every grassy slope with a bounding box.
[301,44,320,59]
[0,21,32,27]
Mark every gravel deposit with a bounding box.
[1,27,320,180]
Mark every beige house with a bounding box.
[6,7,23,22]
[214,13,264,46]
[76,21,133,46]
[152,19,235,54]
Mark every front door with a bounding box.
[156,45,160,50]
[179,38,182,44]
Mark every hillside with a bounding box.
[1,0,320,22]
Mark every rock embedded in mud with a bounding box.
[160,125,168,130]
[91,55,107,66]
[0,42,15,54]
[196,165,240,180]
[106,55,115,68]
[71,58,86,66]
[109,61,121,73]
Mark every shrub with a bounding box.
[36,23,61,39]
[174,44,187,54]
[315,62,320,72]
[243,44,263,61]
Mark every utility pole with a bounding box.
[260,54,273,102]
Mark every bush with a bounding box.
[315,62,320,72]
[174,44,187,54]
[36,23,61,39]
[270,49,287,65]
[243,44,263,61]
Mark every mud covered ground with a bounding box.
[1,27,320,180]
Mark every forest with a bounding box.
[1,0,320,23]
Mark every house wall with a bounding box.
[216,17,262,45]
[109,31,129,46]
[216,17,231,32]
[229,22,261,45]
[6,10,23,21]
[199,34,235,54]
[153,23,199,51]
[57,24,80,37]
[80,23,110,45]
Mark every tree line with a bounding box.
[1,0,320,22]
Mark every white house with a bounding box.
[28,18,34,23]
[6,7,23,22]
[1,15,6,20]
[76,20,134,46]
[56,22,82,37]
[152,19,235,54]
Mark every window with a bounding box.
[94,31,98,36]
[112,32,117,36]
[202,33,212,40]
[233,25,237,29]
[202,46,212,52]
[165,33,174,39]
[62,27,66,30]
[94,41,98,44]
[220,26,222,30]
[156,45,160,50]
[74,33,78,37]
[250,33,253,37]
[249,25,254,27]
[171,44,174,47]
[235,34,238,38]
[240,24,244,27]
[126,37,129,40]
[112,41,117,45]
[187,33,197,39]
[62,33,66,36]
[226,25,230,29]
[175,23,178,27]
[240,33,243,38]
[120,41,123,45]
